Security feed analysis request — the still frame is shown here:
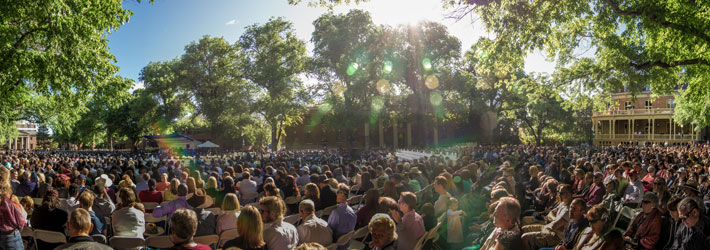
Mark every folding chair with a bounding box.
[142,202,159,211]
[194,234,219,249]
[145,235,174,249]
[318,205,338,219]
[205,207,221,215]
[347,195,363,207]
[109,236,145,250]
[348,227,369,250]
[21,227,33,237]
[327,231,354,250]
[91,234,107,244]
[284,214,300,225]
[218,228,240,248]
[613,205,637,232]
[240,192,259,204]
[414,221,443,250]
[33,229,66,248]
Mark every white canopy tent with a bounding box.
[197,141,220,148]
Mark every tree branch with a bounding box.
[630,58,710,70]
[604,0,710,43]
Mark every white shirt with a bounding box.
[237,179,257,194]
[297,214,333,246]
[112,206,146,238]
[434,192,451,217]
[61,197,80,213]
[624,179,644,204]
[263,219,298,250]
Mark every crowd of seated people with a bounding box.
[3,144,710,250]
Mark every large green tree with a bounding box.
[239,17,309,150]
[177,36,255,142]
[0,0,132,143]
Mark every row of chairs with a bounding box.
[24,227,236,250]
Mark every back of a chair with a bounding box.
[347,195,363,206]
[205,207,221,215]
[283,214,300,225]
[194,234,219,249]
[351,226,368,240]
[327,231,354,250]
[145,235,174,249]
[21,227,33,237]
[142,202,159,210]
[109,236,145,250]
[284,196,301,205]
[33,229,67,247]
[219,228,240,247]
[145,213,167,223]
[320,205,338,218]
[91,234,108,244]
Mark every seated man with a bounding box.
[480,197,522,250]
[554,198,588,250]
[521,184,572,250]
[168,209,212,250]
[55,208,112,250]
[153,183,191,221]
[623,192,662,249]
[260,196,298,250]
[669,198,709,249]
[297,199,333,246]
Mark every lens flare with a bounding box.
[430,91,443,106]
[383,61,393,74]
[319,103,332,113]
[347,62,359,76]
[372,96,384,111]
[425,75,439,89]
[422,58,432,70]
[332,81,345,96]
[376,79,391,94]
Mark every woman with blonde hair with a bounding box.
[186,177,197,194]
[0,167,26,250]
[222,206,267,250]
[217,193,241,234]
[163,179,180,201]
[368,213,397,250]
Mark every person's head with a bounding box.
[667,195,683,221]
[259,196,285,223]
[678,197,701,227]
[336,183,349,203]
[42,189,61,209]
[161,173,168,182]
[295,242,327,250]
[263,182,280,198]
[421,203,435,217]
[68,183,80,198]
[569,198,587,221]
[177,183,188,197]
[604,179,617,193]
[148,178,157,191]
[398,192,417,213]
[118,187,136,208]
[169,179,180,193]
[593,172,603,185]
[494,230,523,250]
[236,206,266,249]
[586,205,610,235]
[434,176,447,194]
[0,167,11,198]
[170,209,198,243]
[222,193,241,211]
[304,183,320,199]
[641,192,659,214]
[20,196,33,214]
[557,184,573,204]
[67,208,93,237]
[493,197,520,230]
[299,199,316,219]
[142,173,150,182]
[207,176,218,190]
[78,190,95,210]
[447,197,459,211]
[186,177,196,193]
[368,213,397,248]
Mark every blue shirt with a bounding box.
[89,210,105,235]
[327,203,356,250]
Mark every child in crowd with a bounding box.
[420,202,437,231]
[447,197,466,247]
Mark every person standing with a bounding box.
[392,192,425,250]
[0,167,26,250]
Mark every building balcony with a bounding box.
[593,108,674,117]
[594,133,697,141]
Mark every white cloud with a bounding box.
[225,19,237,26]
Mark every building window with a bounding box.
[667,99,675,108]
[645,100,652,110]
[625,101,633,110]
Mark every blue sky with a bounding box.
[108,0,556,88]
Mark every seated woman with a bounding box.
[164,179,180,202]
[31,190,68,250]
[217,193,241,235]
[138,179,163,207]
[112,187,145,238]
[623,192,662,249]
[573,206,609,250]
[368,213,397,250]
[222,206,267,250]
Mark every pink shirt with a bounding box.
[0,197,26,233]
[396,210,426,250]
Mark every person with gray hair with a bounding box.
[623,192,662,249]
[296,199,333,246]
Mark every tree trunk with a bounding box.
[270,121,279,151]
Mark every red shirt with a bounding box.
[139,190,163,204]
[0,197,26,233]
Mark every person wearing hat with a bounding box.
[622,170,644,208]
[679,179,706,214]
[623,192,662,249]
[318,176,337,209]
[186,190,217,237]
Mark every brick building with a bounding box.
[592,88,709,146]
[6,121,38,150]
